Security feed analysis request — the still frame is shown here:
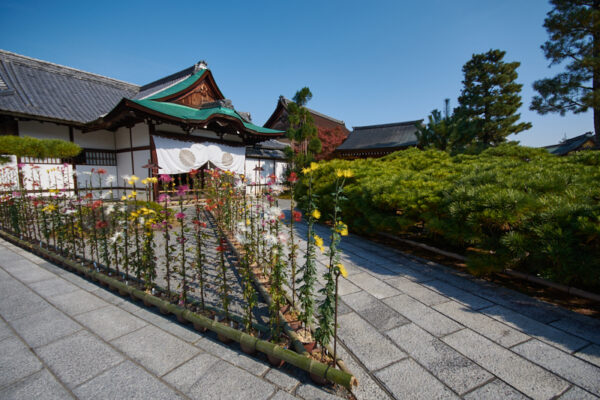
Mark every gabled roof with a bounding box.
[264,96,349,133]
[336,120,422,151]
[99,98,283,136]
[544,132,597,155]
[0,49,138,124]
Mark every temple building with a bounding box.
[0,49,286,196]
[543,132,597,156]
[335,120,422,159]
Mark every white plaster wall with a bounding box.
[0,156,18,191]
[18,120,69,141]
[21,163,74,192]
[74,165,118,189]
[115,126,131,150]
[245,158,277,185]
[131,123,149,147]
[73,129,115,149]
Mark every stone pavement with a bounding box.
[0,238,340,400]
[3,214,600,400]
[278,198,600,400]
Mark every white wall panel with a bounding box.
[18,120,69,141]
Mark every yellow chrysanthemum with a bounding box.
[314,234,323,248]
[246,219,251,226]
[336,263,348,278]
[148,177,158,184]
[335,169,344,178]
[311,209,321,220]
[141,178,149,185]
[128,191,137,199]
[301,167,311,175]
[42,204,56,213]
[336,222,349,236]
[130,211,139,218]
[130,175,139,182]
[344,169,354,178]
[310,162,319,171]
[121,195,127,201]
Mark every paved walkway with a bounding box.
[3,213,600,399]
[0,238,339,400]
[277,198,600,400]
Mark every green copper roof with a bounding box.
[146,69,206,100]
[131,99,284,135]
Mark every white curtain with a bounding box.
[153,136,246,175]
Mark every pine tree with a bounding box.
[531,0,600,145]
[458,49,531,145]
[416,99,478,153]
[286,87,321,166]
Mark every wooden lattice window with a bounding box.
[74,149,117,166]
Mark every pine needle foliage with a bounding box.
[296,145,600,291]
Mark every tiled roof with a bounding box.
[544,132,597,156]
[134,64,198,100]
[0,49,138,124]
[336,120,422,151]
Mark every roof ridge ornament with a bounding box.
[194,60,208,72]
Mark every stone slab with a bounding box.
[0,318,13,341]
[423,279,493,310]
[47,289,108,316]
[163,353,222,393]
[483,305,589,353]
[27,277,79,299]
[3,260,56,283]
[0,287,50,321]
[10,306,82,348]
[512,339,600,396]
[559,386,599,400]
[36,330,123,389]
[332,341,390,400]
[271,390,298,400]
[387,323,492,395]
[0,336,43,387]
[0,368,72,400]
[374,358,458,399]
[194,336,270,376]
[387,276,449,306]
[186,360,275,400]
[111,325,198,377]
[463,379,528,400]
[551,317,600,345]
[384,294,462,337]
[576,344,600,368]
[341,290,408,332]
[74,305,146,341]
[295,383,343,400]
[443,329,569,400]
[434,301,530,347]
[336,278,361,296]
[347,272,400,299]
[264,367,300,392]
[337,312,405,371]
[73,360,183,400]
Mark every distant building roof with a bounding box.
[544,132,597,156]
[0,49,138,125]
[336,120,422,152]
[264,96,349,133]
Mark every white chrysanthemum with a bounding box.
[105,204,115,215]
[109,231,122,244]
[101,190,113,199]
[105,175,116,185]
[265,233,278,246]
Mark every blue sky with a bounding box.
[0,0,592,147]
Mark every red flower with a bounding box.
[95,220,108,229]
[91,200,103,210]
[96,168,107,175]
[288,172,298,183]
[293,210,302,222]
[192,219,207,228]
[279,213,285,220]
[216,245,225,252]
[84,193,93,199]
[189,169,199,177]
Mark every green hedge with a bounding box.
[296,144,600,292]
